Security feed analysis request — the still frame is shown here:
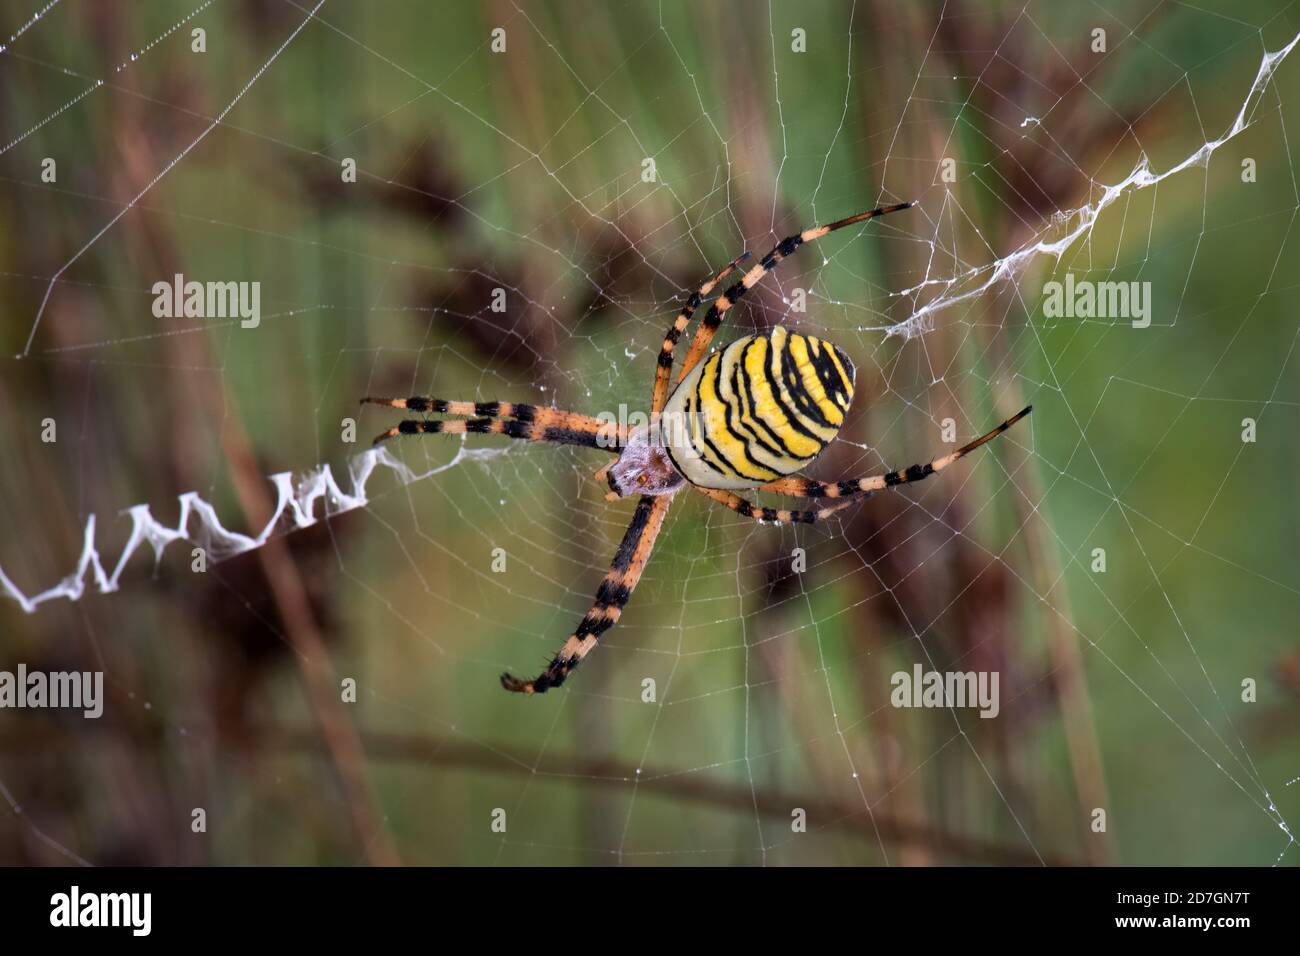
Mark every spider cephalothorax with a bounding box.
[363,202,1032,695]
[604,424,686,498]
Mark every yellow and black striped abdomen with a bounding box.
[661,326,856,490]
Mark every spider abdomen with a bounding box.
[661,325,856,490]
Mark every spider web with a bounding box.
[1,0,1298,866]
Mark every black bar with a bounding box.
[0,866,1293,942]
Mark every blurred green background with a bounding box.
[1,0,1298,865]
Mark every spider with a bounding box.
[362,203,1031,695]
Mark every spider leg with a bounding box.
[362,396,534,418]
[758,406,1032,498]
[369,415,622,451]
[651,252,752,415]
[501,494,672,694]
[674,202,914,384]
[693,486,862,524]
[363,397,626,451]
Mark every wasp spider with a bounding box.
[363,203,1031,694]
